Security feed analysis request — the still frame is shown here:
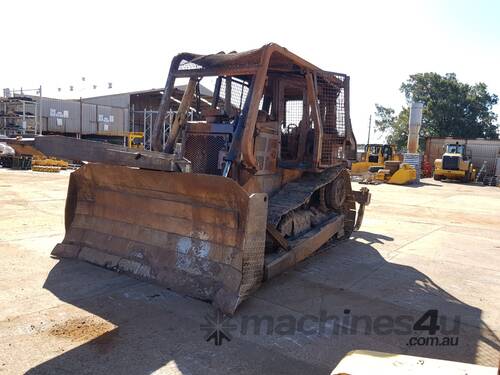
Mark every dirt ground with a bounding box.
[0,168,499,374]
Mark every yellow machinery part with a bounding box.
[374,164,416,185]
[32,165,62,173]
[352,144,400,174]
[471,169,477,180]
[128,132,144,149]
[387,164,416,185]
[32,158,68,168]
[374,169,389,181]
[351,162,383,174]
[434,168,466,180]
[393,153,403,162]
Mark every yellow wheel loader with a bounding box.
[433,142,476,182]
[351,144,400,174]
[37,44,370,314]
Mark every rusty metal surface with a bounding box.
[265,214,344,280]
[267,166,345,226]
[3,138,46,157]
[34,136,190,172]
[47,45,371,314]
[153,43,357,169]
[172,44,342,84]
[53,163,267,314]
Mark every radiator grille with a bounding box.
[443,155,460,170]
[184,133,228,175]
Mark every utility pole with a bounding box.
[79,97,83,139]
[38,85,43,135]
[367,114,372,145]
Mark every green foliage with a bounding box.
[374,105,409,150]
[375,73,498,150]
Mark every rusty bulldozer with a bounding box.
[43,44,370,314]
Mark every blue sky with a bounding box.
[1,0,498,143]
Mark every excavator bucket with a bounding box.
[52,163,268,314]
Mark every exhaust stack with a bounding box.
[407,102,423,153]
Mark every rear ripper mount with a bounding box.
[45,43,370,314]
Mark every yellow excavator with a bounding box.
[351,144,400,174]
[433,142,476,182]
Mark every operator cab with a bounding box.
[364,144,393,163]
[365,144,382,163]
[445,143,465,156]
[444,143,468,160]
[441,142,469,171]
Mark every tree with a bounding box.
[375,73,498,150]
[374,105,409,150]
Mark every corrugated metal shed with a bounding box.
[82,93,131,108]
[39,97,128,136]
[425,137,500,175]
[83,85,213,111]
[42,98,80,133]
[21,85,213,138]
[95,105,128,136]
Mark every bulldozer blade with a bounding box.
[52,163,268,314]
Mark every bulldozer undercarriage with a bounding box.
[45,44,370,314]
[265,167,364,279]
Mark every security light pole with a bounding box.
[39,85,42,135]
[367,114,372,145]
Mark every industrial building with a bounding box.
[0,84,213,148]
[83,84,214,148]
[0,94,128,144]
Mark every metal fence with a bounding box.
[130,108,194,151]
